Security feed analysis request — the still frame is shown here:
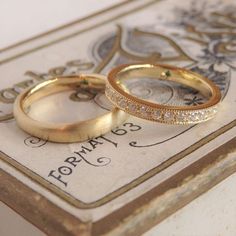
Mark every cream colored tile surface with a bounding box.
[0,0,122,48]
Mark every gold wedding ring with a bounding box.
[14,74,127,143]
[105,63,221,124]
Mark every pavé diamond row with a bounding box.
[106,63,221,125]
[106,85,218,124]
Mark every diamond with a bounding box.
[212,107,217,114]
[164,111,174,121]
[111,93,118,102]
[198,111,206,120]
[152,110,161,120]
[140,106,146,113]
[119,99,127,109]
[177,112,187,122]
[107,90,113,99]
[205,109,211,116]
[139,106,149,117]
[189,112,198,121]
[128,103,136,113]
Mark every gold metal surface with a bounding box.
[106,63,222,124]
[13,74,127,143]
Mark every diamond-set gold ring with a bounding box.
[105,63,221,125]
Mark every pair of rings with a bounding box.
[14,63,221,143]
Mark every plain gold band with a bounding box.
[14,74,127,143]
[106,63,221,124]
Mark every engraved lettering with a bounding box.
[123,122,141,132]
[64,156,82,167]
[14,79,34,92]
[74,145,92,157]
[58,166,72,175]
[87,139,103,149]
[0,88,19,103]
[47,123,141,187]
[48,66,66,76]
[66,60,94,70]
[0,80,33,104]
[96,136,118,147]
[48,170,68,187]
[111,127,127,135]
[0,59,94,122]
[25,71,48,81]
